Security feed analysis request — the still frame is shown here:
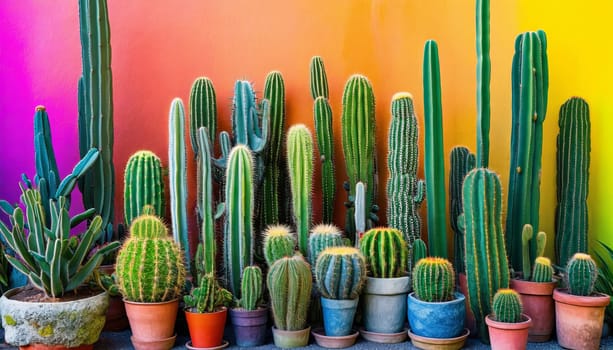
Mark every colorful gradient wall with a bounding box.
[1,1,611,258]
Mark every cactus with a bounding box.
[412,257,455,303]
[531,256,554,283]
[308,224,344,268]
[506,30,549,272]
[123,150,165,226]
[535,231,546,258]
[411,238,427,268]
[354,182,366,245]
[239,266,263,311]
[462,168,510,343]
[521,224,533,280]
[566,253,598,296]
[168,98,190,271]
[287,124,314,257]
[315,247,367,300]
[77,0,115,244]
[555,97,590,266]
[310,56,329,99]
[184,273,232,314]
[267,254,312,331]
[449,146,476,273]
[423,40,448,258]
[189,77,217,154]
[224,145,255,296]
[386,93,425,246]
[492,289,522,323]
[476,0,491,168]
[359,228,408,278]
[115,214,186,302]
[264,225,296,266]
[196,127,216,275]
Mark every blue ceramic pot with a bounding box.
[407,291,466,339]
[321,297,358,336]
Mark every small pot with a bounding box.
[485,314,532,350]
[229,307,268,347]
[362,276,410,334]
[510,278,557,342]
[271,326,311,348]
[321,297,359,337]
[407,292,466,339]
[311,327,358,349]
[124,298,179,350]
[185,307,227,349]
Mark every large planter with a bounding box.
[229,307,268,347]
[0,287,108,349]
[485,314,532,350]
[124,298,179,350]
[271,326,311,348]
[553,288,610,350]
[321,297,359,337]
[362,276,410,334]
[185,307,227,348]
[407,291,466,339]
[510,278,557,342]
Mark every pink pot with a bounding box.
[485,314,532,350]
[510,278,557,342]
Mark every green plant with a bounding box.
[411,238,427,269]
[239,266,263,311]
[423,40,448,258]
[531,256,554,283]
[520,225,547,280]
[123,150,164,225]
[566,253,598,296]
[315,247,366,300]
[555,97,590,267]
[594,241,613,325]
[0,245,8,294]
[115,214,186,302]
[196,127,218,276]
[267,254,312,331]
[359,227,408,279]
[476,0,491,168]
[449,146,475,273]
[492,288,522,323]
[0,186,120,299]
[412,257,455,303]
[184,273,232,314]
[308,224,344,268]
[189,77,217,154]
[310,56,329,99]
[263,225,296,266]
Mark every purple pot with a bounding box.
[229,307,269,347]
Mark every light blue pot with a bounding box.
[362,276,410,334]
[407,291,466,338]
[321,297,358,336]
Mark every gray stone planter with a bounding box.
[362,276,410,334]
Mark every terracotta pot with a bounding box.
[185,307,227,348]
[311,327,359,349]
[408,328,470,350]
[485,314,532,350]
[510,278,557,342]
[458,273,477,337]
[553,288,610,350]
[124,299,179,350]
[19,345,93,350]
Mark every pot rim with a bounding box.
[122,298,178,306]
[408,291,465,306]
[185,306,227,315]
[485,313,532,330]
[2,286,107,306]
[553,288,611,307]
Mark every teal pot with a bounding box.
[271,326,311,348]
[321,297,359,336]
[407,291,466,339]
[362,276,410,334]
[0,287,108,348]
[229,307,269,347]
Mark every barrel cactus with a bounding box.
[264,225,296,267]
[239,266,263,311]
[492,289,523,323]
[412,257,455,303]
[531,257,554,283]
[308,224,344,267]
[566,253,598,296]
[359,228,408,278]
[123,150,164,226]
[315,247,367,300]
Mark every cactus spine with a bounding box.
[189,77,217,154]
[423,40,448,258]
[386,93,425,246]
[308,224,344,268]
[123,150,164,226]
[506,30,549,272]
[359,228,408,278]
[264,225,296,266]
[196,127,216,275]
[287,124,313,257]
[413,257,455,303]
[240,266,263,310]
[476,0,491,167]
[531,256,553,283]
[449,146,476,273]
[315,247,367,300]
[492,289,522,323]
[566,253,598,296]
[555,97,590,266]
[411,238,427,268]
[462,168,510,343]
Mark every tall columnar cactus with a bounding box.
[115,214,186,302]
[359,228,408,279]
[189,77,217,154]
[224,145,255,296]
[123,150,164,226]
[240,266,263,311]
[413,257,455,303]
[532,256,554,283]
[308,224,344,268]
[463,168,510,343]
[521,224,534,279]
[354,182,366,245]
[476,0,491,168]
[506,30,549,272]
[411,238,428,270]
[263,225,296,267]
[555,97,590,266]
[423,40,448,258]
[197,127,216,275]
[449,146,475,273]
[342,74,377,239]
[566,253,598,296]
[287,124,313,257]
[315,247,367,300]
[267,254,312,331]
[386,93,425,246]
[77,0,115,243]
[168,98,190,271]
[492,289,522,323]
[310,56,329,99]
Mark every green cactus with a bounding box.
[506,30,549,272]
[354,182,366,245]
[239,266,263,311]
[531,256,554,283]
[264,225,296,267]
[359,228,408,279]
[535,231,547,258]
[423,40,448,258]
[308,224,344,268]
[115,214,186,302]
[287,124,314,257]
[123,150,165,226]
[386,93,425,246]
[196,127,216,275]
[184,273,232,314]
[232,80,270,156]
[566,253,598,296]
[189,77,217,154]
[555,97,590,267]
[492,289,522,323]
[449,146,476,273]
[462,168,510,343]
[315,247,367,300]
[476,0,491,168]
[411,238,427,269]
[267,254,312,331]
[310,56,329,99]
[521,224,533,280]
[412,257,455,303]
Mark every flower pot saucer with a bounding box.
[408,328,470,350]
[185,340,229,350]
[359,326,408,343]
[130,333,176,350]
[311,327,359,348]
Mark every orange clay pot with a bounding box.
[485,314,532,350]
[124,299,179,350]
[510,278,558,342]
[185,307,227,348]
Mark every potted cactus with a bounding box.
[553,253,611,350]
[229,266,268,347]
[358,227,410,343]
[114,213,186,350]
[407,257,468,350]
[485,289,532,350]
[311,247,366,348]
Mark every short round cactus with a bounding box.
[531,256,554,283]
[315,247,367,300]
[263,225,296,267]
[308,224,344,267]
[492,288,523,323]
[412,257,455,302]
[359,227,408,278]
[240,266,263,310]
[115,214,186,302]
[566,253,598,296]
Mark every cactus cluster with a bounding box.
[449,146,475,273]
[492,289,522,323]
[359,228,408,279]
[532,256,554,283]
[566,253,598,296]
[264,225,296,266]
[520,225,547,280]
[315,247,367,300]
[308,224,344,267]
[184,273,232,314]
[239,266,263,311]
[123,150,165,226]
[413,257,455,303]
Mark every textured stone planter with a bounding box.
[510,278,557,342]
[362,276,410,334]
[407,291,466,339]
